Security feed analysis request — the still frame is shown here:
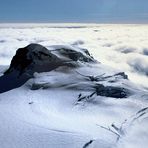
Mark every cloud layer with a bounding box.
[0,24,148,87]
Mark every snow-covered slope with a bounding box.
[0,24,148,148]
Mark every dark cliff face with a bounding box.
[6,47,32,73]
[0,43,95,93]
[4,44,62,76]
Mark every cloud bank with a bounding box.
[0,24,148,87]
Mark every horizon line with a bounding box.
[0,22,148,25]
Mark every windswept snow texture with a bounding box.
[0,24,148,148]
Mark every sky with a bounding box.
[0,0,148,23]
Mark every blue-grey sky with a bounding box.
[0,0,148,23]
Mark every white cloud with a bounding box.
[0,24,148,87]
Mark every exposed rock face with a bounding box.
[5,44,95,76]
[0,43,95,93]
[5,44,63,76]
[52,48,95,62]
[94,84,129,98]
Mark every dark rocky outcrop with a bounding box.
[31,83,49,90]
[94,84,129,98]
[4,44,63,76]
[51,47,95,63]
[75,84,130,104]
[0,43,95,93]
